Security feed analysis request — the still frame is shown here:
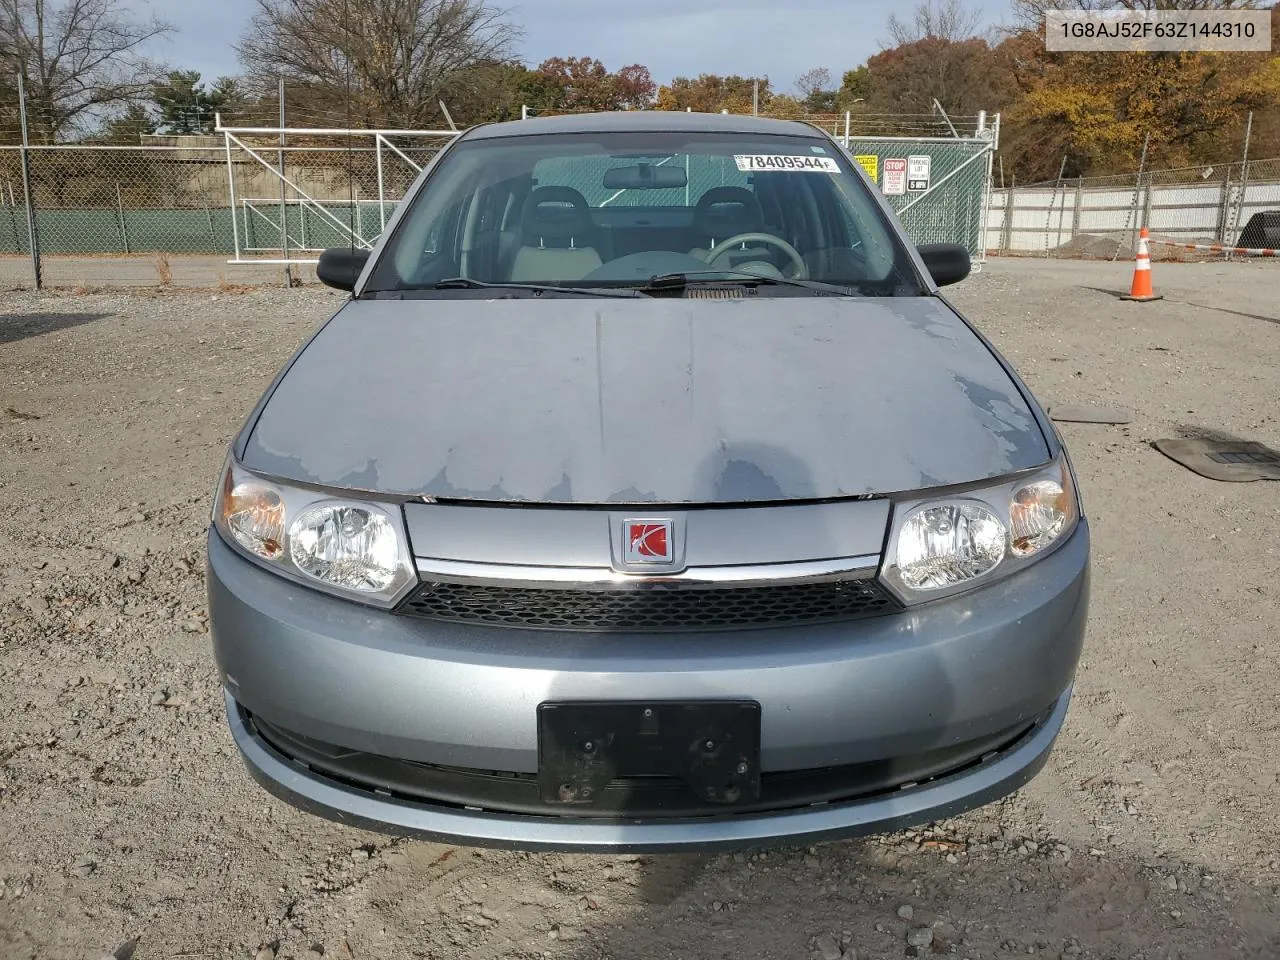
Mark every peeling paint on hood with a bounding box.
[241,295,1049,503]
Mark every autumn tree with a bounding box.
[534,57,656,112]
[837,66,871,109]
[0,0,172,143]
[238,0,521,128]
[444,61,562,123]
[656,74,771,113]
[999,4,1280,179]
[864,36,1017,116]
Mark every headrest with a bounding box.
[521,186,594,246]
[692,187,764,241]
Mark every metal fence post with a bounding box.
[1141,171,1153,236]
[1002,177,1016,253]
[1229,111,1252,259]
[278,77,292,286]
[16,73,42,290]
[115,182,130,254]
[1072,176,1083,246]
[1216,169,1233,244]
[221,118,243,263]
[1116,132,1149,261]
[375,134,387,232]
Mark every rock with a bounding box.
[841,950,857,960]
[70,857,96,878]
[308,944,324,956]
[350,847,370,862]
[896,904,914,921]
[252,947,275,960]
[906,927,934,948]
[946,853,958,864]
[1164,875,1178,891]
[815,934,842,960]
[149,690,167,706]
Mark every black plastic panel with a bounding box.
[538,700,761,806]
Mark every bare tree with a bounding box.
[794,66,832,99]
[0,0,171,143]
[886,0,982,44]
[237,0,522,129]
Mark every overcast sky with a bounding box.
[142,0,1008,92]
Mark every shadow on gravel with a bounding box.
[562,837,1280,960]
[0,311,113,345]
[1162,299,1280,327]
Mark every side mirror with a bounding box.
[317,247,371,292]
[917,243,971,287]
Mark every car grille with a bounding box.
[395,577,900,631]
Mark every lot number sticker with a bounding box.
[907,155,932,191]
[883,158,907,196]
[734,155,839,173]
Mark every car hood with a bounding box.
[242,295,1049,503]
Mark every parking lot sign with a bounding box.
[907,155,931,191]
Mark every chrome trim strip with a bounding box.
[410,555,881,591]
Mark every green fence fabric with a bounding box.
[844,138,992,258]
[0,138,991,260]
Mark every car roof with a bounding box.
[462,111,828,141]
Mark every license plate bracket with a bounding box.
[537,700,761,806]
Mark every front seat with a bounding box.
[509,186,603,282]
[688,187,772,265]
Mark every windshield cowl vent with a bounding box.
[683,287,747,300]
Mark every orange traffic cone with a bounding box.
[1121,227,1162,302]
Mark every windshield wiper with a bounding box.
[431,277,649,298]
[643,270,866,296]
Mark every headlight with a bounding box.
[895,501,1005,590]
[882,456,1079,603]
[214,459,416,606]
[221,473,286,560]
[1010,478,1071,557]
[290,503,402,592]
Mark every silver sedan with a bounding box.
[207,111,1089,851]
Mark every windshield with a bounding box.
[365,130,924,296]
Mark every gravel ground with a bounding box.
[2,257,1279,960]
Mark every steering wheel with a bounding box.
[704,233,808,279]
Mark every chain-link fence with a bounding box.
[0,135,454,287]
[989,157,1280,259]
[845,137,994,260]
[1,111,999,289]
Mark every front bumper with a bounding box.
[208,519,1089,850]
[226,684,1070,852]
